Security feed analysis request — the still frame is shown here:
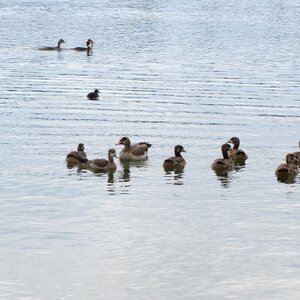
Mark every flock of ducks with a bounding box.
[40,40,299,183]
[66,137,300,182]
[38,38,95,54]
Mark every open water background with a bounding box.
[0,0,299,299]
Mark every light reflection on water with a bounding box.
[0,0,300,299]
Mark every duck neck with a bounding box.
[108,155,115,163]
[123,142,131,152]
[233,141,239,150]
[175,151,182,158]
[222,148,229,159]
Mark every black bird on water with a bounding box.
[87,89,100,100]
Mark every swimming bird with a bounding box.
[66,143,88,165]
[275,153,298,178]
[72,39,94,53]
[292,140,300,165]
[227,136,248,163]
[89,148,117,172]
[39,39,65,51]
[117,137,151,161]
[163,145,186,170]
[211,143,234,171]
[87,89,100,100]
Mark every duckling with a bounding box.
[163,145,186,170]
[275,153,298,178]
[117,137,150,161]
[227,137,248,162]
[72,39,94,53]
[89,148,117,172]
[39,39,65,51]
[66,143,88,165]
[211,143,234,171]
[87,89,100,100]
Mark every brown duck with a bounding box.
[163,145,186,170]
[227,137,248,162]
[89,149,117,172]
[275,153,298,177]
[117,137,151,161]
[211,143,234,171]
[66,143,88,164]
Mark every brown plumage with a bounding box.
[117,137,151,161]
[66,143,88,165]
[292,140,300,165]
[89,149,117,172]
[163,145,186,170]
[39,39,65,51]
[211,143,234,171]
[275,153,298,178]
[227,137,248,162]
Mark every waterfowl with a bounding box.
[275,153,298,178]
[163,145,186,170]
[292,140,300,165]
[89,148,117,172]
[72,39,94,52]
[227,137,248,162]
[39,39,65,51]
[87,89,100,100]
[211,143,234,171]
[117,137,150,161]
[66,143,88,164]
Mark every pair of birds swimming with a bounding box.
[66,137,186,172]
[38,38,94,53]
[211,137,248,171]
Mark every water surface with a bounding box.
[0,0,300,299]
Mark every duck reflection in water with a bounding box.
[164,168,185,185]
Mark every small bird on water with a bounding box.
[87,89,100,100]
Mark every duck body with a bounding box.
[89,149,117,172]
[211,143,234,171]
[87,89,100,100]
[163,145,186,170]
[72,39,94,53]
[39,39,65,51]
[66,143,88,165]
[117,137,150,161]
[275,153,298,178]
[227,137,248,163]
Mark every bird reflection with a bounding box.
[213,165,245,188]
[213,170,232,188]
[164,169,185,185]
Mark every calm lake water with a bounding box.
[0,0,300,299]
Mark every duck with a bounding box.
[87,89,100,100]
[227,136,248,162]
[117,137,151,161]
[275,153,298,178]
[72,39,94,53]
[292,140,300,165]
[211,143,234,171]
[66,143,88,165]
[39,39,65,51]
[89,148,117,172]
[163,145,186,170]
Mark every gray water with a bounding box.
[0,0,300,299]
